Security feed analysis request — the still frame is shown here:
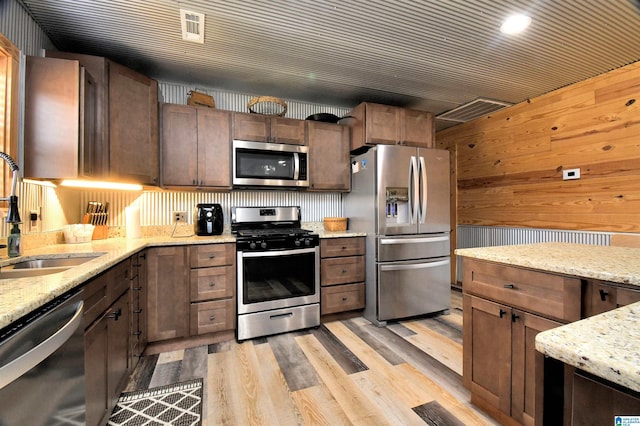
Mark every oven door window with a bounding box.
[242,251,316,304]
[236,149,295,180]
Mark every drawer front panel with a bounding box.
[462,258,581,322]
[190,299,235,335]
[320,237,365,258]
[190,243,235,268]
[190,265,235,302]
[107,260,131,304]
[321,256,365,286]
[83,276,107,327]
[321,283,365,315]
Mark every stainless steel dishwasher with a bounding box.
[0,288,85,425]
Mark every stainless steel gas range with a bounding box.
[232,206,320,341]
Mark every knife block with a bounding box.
[82,213,109,240]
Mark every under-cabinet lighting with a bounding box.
[500,14,531,35]
[22,178,57,188]
[60,179,143,191]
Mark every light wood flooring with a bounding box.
[124,290,498,425]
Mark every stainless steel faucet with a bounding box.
[0,152,21,224]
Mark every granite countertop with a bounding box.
[0,228,366,330]
[456,242,640,392]
[455,242,640,286]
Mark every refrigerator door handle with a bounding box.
[380,236,449,245]
[409,156,419,224]
[380,259,450,271]
[419,156,427,224]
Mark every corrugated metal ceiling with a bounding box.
[16,0,640,129]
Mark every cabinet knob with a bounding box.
[504,284,515,289]
[511,313,520,322]
[342,297,348,302]
[499,309,507,318]
[209,315,216,321]
[134,309,143,314]
[599,289,609,301]
[140,253,147,260]
[107,308,122,321]
[133,286,143,291]
[209,282,216,287]
[341,269,347,274]
[209,254,216,259]
[132,331,142,336]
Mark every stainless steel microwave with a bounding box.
[232,140,309,188]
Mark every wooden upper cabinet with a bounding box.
[161,104,231,189]
[24,56,96,179]
[45,51,159,185]
[350,102,434,151]
[233,112,305,145]
[307,121,350,191]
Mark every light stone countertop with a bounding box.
[456,242,640,393]
[0,228,365,330]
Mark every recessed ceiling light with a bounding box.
[500,14,531,35]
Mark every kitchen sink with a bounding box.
[0,253,103,279]
[5,256,99,270]
[0,267,72,279]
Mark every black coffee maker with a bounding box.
[194,204,223,236]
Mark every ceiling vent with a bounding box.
[436,98,513,123]
[180,9,205,44]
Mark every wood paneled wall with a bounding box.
[436,60,640,234]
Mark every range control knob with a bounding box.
[260,241,268,249]
[294,239,302,247]
[249,242,257,250]
[304,238,311,246]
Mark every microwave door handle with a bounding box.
[419,155,427,224]
[293,152,300,180]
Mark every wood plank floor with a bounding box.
[124,290,499,425]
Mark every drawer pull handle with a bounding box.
[342,297,348,301]
[270,312,293,320]
[133,287,142,291]
[209,254,216,259]
[132,331,142,336]
[504,284,515,289]
[512,313,520,322]
[599,289,609,301]
[499,309,507,318]
[107,308,122,321]
[342,269,348,273]
[134,309,143,314]
[209,282,216,287]
[209,315,216,321]
[341,246,347,250]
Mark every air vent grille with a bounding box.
[436,98,512,123]
[180,9,205,44]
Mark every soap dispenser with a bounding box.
[7,222,21,258]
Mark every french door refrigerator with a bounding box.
[344,145,451,326]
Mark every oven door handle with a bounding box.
[239,247,318,257]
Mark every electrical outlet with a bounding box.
[173,211,187,223]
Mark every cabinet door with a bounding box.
[107,290,130,408]
[401,109,434,148]
[511,310,561,425]
[108,61,159,185]
[198,108,232,187]
[572,372,640,425]
[161,104,198,186]
[85,316,108,426]
[147,246,188,342]
[307,121,350,191]
[271,117,305,145]
[233,112,270,142]
[130,251,148,361]
[364,103,400,145]
[463,295,512,415]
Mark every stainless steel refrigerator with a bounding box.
[344,145,451,326]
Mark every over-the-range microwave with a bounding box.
[232,140,309,188]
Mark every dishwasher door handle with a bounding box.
[380,259,450,271]
[0,300,84,389]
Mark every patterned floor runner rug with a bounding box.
[108,379,202,426]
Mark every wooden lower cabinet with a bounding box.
[84,274,130,426]
[147,246,188,342]
[462,258,580,425]
[189,244,236,336]
[320,237,365,316]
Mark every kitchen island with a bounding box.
[456,242,640,424]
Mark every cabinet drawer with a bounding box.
[462,258,581,322]
[190,265,235,302]
[320,237,365,258]
[321,283,365,315]
[83,276,107,328]
[321,256,365,286]
[190,299,235,335]
[108,260,131,303]
[190,244,235,268]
